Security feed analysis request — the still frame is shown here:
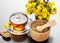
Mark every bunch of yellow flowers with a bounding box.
[26,0,57,20]
[4,21,11,29]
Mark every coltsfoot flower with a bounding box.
[4,24,11,29]
[48,2,55,8]
[38,15,42,20]
[25,0,57,20]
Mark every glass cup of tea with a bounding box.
[8,12,32,41]
[9,12,32,31]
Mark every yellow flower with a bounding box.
[42,13,47,18]
[42,8,47,13]
[46,16,50,20]
[26,10,31,14]
[8,21,11,25]
[51,7,57,15]
[51,12,56,15]
[26,3,33,9]
[40,2,46,5]
[25,0,57,21]
[26,2,36,8]
[4,24,11,28]
[47,12,50,16]
[38,15,42,20]
[39,0,43,2]
[26,8,33,14]
[32,8,42,16]
[31,2,36,7]
[49,2,55,8]
[28,0,38,3]
[32,8,36,11]
[39,4,44,8]
[37,5,42,10]
[34,10,41,16]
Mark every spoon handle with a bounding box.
[36,23,50,32]
[36,20,56,32]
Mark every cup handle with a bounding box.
[25,18,32,33]
[27,18,32,25]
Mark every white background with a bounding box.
[0,0,60,43]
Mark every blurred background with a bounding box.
[0,0,60,43]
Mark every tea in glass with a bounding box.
[9,13,28,31]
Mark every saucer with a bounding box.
[8,26,29,35]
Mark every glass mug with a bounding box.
[9,12,32,41]
[9,12,32,31]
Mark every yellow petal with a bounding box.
[26,10,30,14]
[51,7,57,15]
[4,24,11,28]
[26,8,32,14]
[37,5,41,10]
[46,16,50,20]
[40,2,46,5]
[42,8,47,13]
[41,12,47,18]
[8,21,11,25]
[38,15,42,20]
[34,10,41,16]
[49,2,55,8]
